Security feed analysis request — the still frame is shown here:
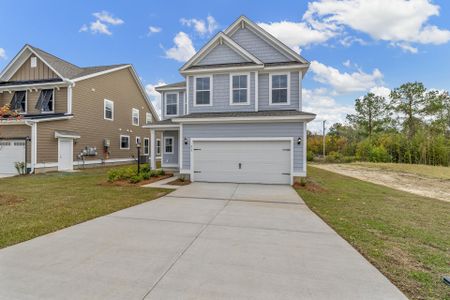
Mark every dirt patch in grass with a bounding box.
[313,163,450,202]
[166,178,191,186]
[293,180,327,193]
[100,174,173,187]
[0,194,23,206]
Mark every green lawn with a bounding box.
[350,162,450,180]
[0,166,171,249]
[297,166,450,300]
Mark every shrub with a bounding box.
[307,150,314,162]
[128,174,143,184]
[369,145,391,162]
[141,172,150,180]
[325,151,343,163]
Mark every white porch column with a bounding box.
[150,129,156,169]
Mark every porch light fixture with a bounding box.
[297,137,302,145]
[184,137,188,145]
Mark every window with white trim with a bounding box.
[165,93,178,116]
[143,138,149,155]
[120,135,130,149]
[132,108,139,126]
[136,136,141,145]
[104,99,114,120]
[230,74,249,104]
[270,74,289,104]
[10,91,27,113]
[37,89,54,113]
[146,112,152,124]
[30,57,37,68]
[195,76,211,105]
[156,139,161,156]
[164,137,173,154]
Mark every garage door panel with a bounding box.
[0,140,26,174]
[193,140,291,184]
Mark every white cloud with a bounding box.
[304,0,450,50]
[370,86,391,99]
[148,26,162,35]
[310,60,383,93]
[89,20,112,35]
[80,11,123,36]
[145,81,167,116]
[303,88,355,133]
[258,20,337,53]
[92,11,124,25]
[180,15,218,36]
[342,59,351,68]
[164,32,196,62]
[0,48,6,60]
[339,35,367,47]
[391,42,418,54]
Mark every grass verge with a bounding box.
[0,166,171,249]
[296,166,450,300]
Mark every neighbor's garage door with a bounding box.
[192,140,291,184]
[0,140,26,174]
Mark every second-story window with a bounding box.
[165,93,178,116]
[230,74,249,105]
[195,76,211,105]
[104,99,114,120]
[132,108,139,126]
[270,74,289,105]
[146,112,153,124]
[36,89,54,113]
[10,91,27,113]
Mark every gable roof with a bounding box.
[180,32,263,72]
[224,16,309,65]
[0,44,129,81]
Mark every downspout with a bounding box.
[24,120,37,174]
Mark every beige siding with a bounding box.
[0,125,31,162]
[36,68,154,163]
[10,55,59,81]
[0,88,68,115]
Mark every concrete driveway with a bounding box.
[0,183,406,300]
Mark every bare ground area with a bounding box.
[312,163,450,202]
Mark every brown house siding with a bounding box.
[34,67,153,164]
[10,56,59,81]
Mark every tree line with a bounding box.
[307,82,450,166]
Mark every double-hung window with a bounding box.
[143,138,149,155]
[156,139,161,156]
[230,74,249,105]
[120,135,130,150]
[164,137,173,154]
[270,73,289,105]
[146,112,152,124]
[104,99,114,120]
[195,76,211,106]
[165,93,178,116]
[10,91,27,113]
[36,89,54,113]
[132,108,139,126]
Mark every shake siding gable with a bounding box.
[230,27,294,63]
[196,43,250,66]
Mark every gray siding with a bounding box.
[182,122,305,172]
[258,72,300,111]
[196,43,249,66]
[162,130,179,166]
[230,28,293,63]
[161,90,185,120]
[188,73,256,113]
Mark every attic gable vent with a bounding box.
[30,57,37,68]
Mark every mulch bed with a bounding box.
[166,178,191,186]
[101,174,173,187]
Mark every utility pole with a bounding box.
[322,120,326,159]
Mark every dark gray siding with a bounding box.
[230,28,293,63]
[162,130,179,166]
[182,122,305,172]
[196,43,249,66]
[258,72,300,111]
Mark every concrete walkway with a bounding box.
[0,183,406,300]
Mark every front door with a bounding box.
[58,138,73,171]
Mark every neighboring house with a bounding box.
[145,16,315,185]
[0,44,159,174]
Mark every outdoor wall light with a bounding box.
[297,137,302,145]
[184,137,188,145]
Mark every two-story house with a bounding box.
[0,44,158,174]
[145,16,315,185]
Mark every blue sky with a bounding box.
[1,0,449,131]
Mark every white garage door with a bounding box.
[0,140,26,174]
[192,140,291,184]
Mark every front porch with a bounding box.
[144,120,181,172]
